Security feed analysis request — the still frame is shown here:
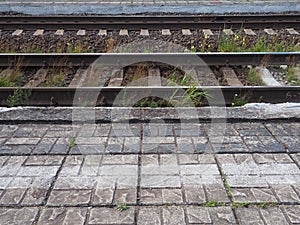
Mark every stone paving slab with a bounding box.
[0,119,299,224]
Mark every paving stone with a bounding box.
[97,175,137,189]
[5,137,40,145]
[0,138,7,146]
[138,207,161,225]
[143,137,175,144]
[162,207,185,225]
[233,154,255,164]
[50,141,69,154]
[283,205,300,223]
[22,187,48,205]
[251,188,277,202]
[7,177,32,188]
[143,143,177,153]
[260,207,289,225]
[182,175,222,185]
[13,126,33,137]
[180,164,219,176]
[141,155,159,165]
[0,189,27,205]
[231,188,257,202]
[234,123,271,136]
[272,185,300,203]
[177,140,195,153]
[226,175,268,188]
[236,207,264,225]
[210,207,236,224]
[216,154,236,164]
[253,153,293,164]
[80,155,102,176]
[93,187,115,204]
[88,207,135,224]
[111,125,141,137]
[100,165,137,176]
[30,126,49,138]
[162,189,183,203]
[140,188,163,204]
[33,138,56,154]
[178,154,199,164]
[275,136,300,152]
[291,153,300,165]
[0,207,38,225]
[113,188,137,204]
[70,144,105,154]
[47,189,92,206]
[187,207,211,223]
[60,165,81,176]
[160,154,177,165]
[24,155,63,166]
[205,184,230,202]
[215,143,249,153]
[14,145,35,154]
[77,124,96,137]
[243,136,267,152]
[198,154,216,163]
[0,125,18,137]
[76,137,106,145]
[93,124,111,136]
[38,207,87,225]
[54,176,96,189]
[265,123,290,136]
[184,185,206,203]
[258,136,285,152]
[0,156,9,166]
[142,165,179,176]
[102,155,138,165]
[141,175,181,188]
[17,165,59,177]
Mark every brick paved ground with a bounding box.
[0,120,299,224]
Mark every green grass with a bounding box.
[204,201,227,207]
[286,67,300,85]
[6,88,31,107]
[117,202,129,211]
[247,68,264,85]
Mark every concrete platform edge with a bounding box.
[0,3,300,15]
[0,103,299,122]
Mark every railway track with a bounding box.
[0,14,300,30]
[0,53,299,106]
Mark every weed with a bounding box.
[6,88,31,107]
[221,171,232,198]
[257,202,278,208]
[247,68,264,85]
[0,77,14,87]
[117,202,129,211]
[204,201,226,207]
[231,202,250,209]
[251,37,270,52]
[286,67,300,85]
[69,137,76,149]
[231,93,248,107]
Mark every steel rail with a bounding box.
[0,52,299,67]
[0,14,299,30]
[0,86,299,106]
